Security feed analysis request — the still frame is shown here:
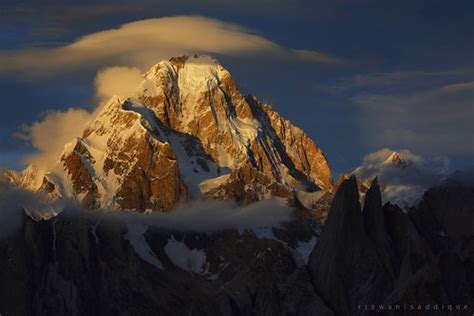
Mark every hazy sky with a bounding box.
[0,0,472,176]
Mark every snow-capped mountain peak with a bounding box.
[352,150,444,208]
[3,55,333,213]
[382,151,407,167]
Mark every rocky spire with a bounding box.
[362,177,397,279]
[307,176,391,314]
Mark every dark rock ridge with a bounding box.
[0,208,330,315]
[0,175,472,315]
[307,176,392,314]
[307,176,474,315]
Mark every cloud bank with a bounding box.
[114,198,293,232]
[0,180,293,238]
[0,16,343,75]
[0,182,67,238]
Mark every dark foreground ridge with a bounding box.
[308,176,474,315]
[0,176,473,315]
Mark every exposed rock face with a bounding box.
[2,55,333,213]
[0,208,332,315]
[407,178,474,305]
[307,176,392,314]
[60,141,100,209]
[278,268,335,316]
[410,179,474,241]
[136,56,332,192]
[307,175,474,315]
[363,178,397,279]
[202,164,303,208]
[54,97,188,212]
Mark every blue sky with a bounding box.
[0,0,472,176]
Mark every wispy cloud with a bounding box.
[0,182,67,238]
[326,70,470,94]
[0,180,293,238]
[0,16,344,76]
[322,70,474,157]
[440,81,474,92]
[116,198,293,232]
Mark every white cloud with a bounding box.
[111,197,293,232]
[19,108,92,169]
[95,66,143,100]
[0,185,293,238]
[0,16,342,75]
[0,182,68,238]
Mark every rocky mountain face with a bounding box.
[0,205,325,315]
[1,174,472,315]
[307,177,393,314]
[307,176,474,315]
[1,55,332,213]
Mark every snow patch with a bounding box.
[242,226,279,241]
[382,185,425,209]
[164,236,207,274]
[245,226,318,267]
[166,133,221,198]
[199,173,231,194]
[292,237,317,267]
[296,190,326,210]
[124,223,163,269]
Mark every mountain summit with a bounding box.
[382,151,407,168]
[3,55,333,212]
